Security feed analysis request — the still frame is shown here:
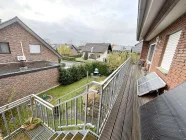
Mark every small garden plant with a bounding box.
[21,117,42,131]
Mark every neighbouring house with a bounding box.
[137,0,186,89]
[77,45,84,53]
[52,44,79,56]
[124,46,133,52]
[67,44,79,55]
[0,16,62,106]
[112,45,126,52]
[82,43,112,62]
[132,41,143,53]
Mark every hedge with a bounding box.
[59,62,110,85]
[70,54,82,58]
[62,56,76,61]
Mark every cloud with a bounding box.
[0,0,138,45]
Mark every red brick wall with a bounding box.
[140,41,149,60]
[0,68,59,106]
[147,13,186,89]
[70,47,78,56]
[0,23,59,63]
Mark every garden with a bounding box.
[39,52,139,105]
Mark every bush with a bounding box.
[83,52,88,60]
[107,52,128,72]
[62,56,76,61]
[59,62,110,85]
[60,63,66,67]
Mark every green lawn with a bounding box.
[39,76,106,105]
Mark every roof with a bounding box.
[82,43,112,53]
[140,81,186,139]
[77,45,84,50]
[137,0,185,41]
[67,44,78,51]
[112,46,126,51]
[0,17,62,58]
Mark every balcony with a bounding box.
[0,57,155,140]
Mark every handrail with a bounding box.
[0,95,31,113]
[32,94,54,108]
[101,57,130,84]
[56,90,98,106]
[55,82,92,102]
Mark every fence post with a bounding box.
[84,84,89,129]
[97,84,103,134]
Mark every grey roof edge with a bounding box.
[136,0,147,41]
[83,43,112,53]
[67,44,79,52]
[0,16,62,58]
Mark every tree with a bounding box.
[57,45,71,56]
[107,52,128,71]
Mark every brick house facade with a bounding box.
[0,17,61,106]
[137,1,186,89]
[0,68,59,106]
[0,18,61,63]
[148,14,186,89]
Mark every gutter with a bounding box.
[136,0,147,41]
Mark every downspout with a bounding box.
[20,41,27,61]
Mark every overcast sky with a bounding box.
[0,0,138,46]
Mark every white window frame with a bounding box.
[160,30,182,72]
[29,44,41,54]
[146,43,156,64]
[0,42,11,54]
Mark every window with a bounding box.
[29,45,41,54]
[147,44,155,63]
[161,30,182,71]
[0,42,10,54]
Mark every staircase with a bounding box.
[24,124,55,140]
[22,124,99,140]
[53,130,99,140]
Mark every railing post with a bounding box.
[2,112,10,136]
[30,96,34,117]
[75,98,77,125]
[84,84,89,129]
[65,102,68,126]
[58,99,62,131]
[52,108,56,131]
[97,84,103,134]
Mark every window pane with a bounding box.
[147,45,155,62]
[0,43,10,54]
[29,45,41,53]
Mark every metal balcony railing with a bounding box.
[0,57,131,139]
